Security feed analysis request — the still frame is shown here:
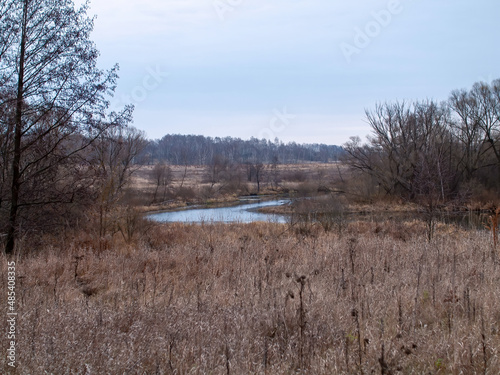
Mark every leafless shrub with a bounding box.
[281,170,308,182]
[175,186,197,201]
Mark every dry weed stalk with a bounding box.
[484,206,500,247]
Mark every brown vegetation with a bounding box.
[130,162,344,211]
[2,219,500,373]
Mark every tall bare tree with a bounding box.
[205,154,229,188]
[449,88,484,180]
[151,161,172,203]
[0,0,130,253]
[343,100,454,199]
[91,124,146,240]
[449,80,500,184]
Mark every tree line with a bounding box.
[342,79,500,205]
[144,134,343,165]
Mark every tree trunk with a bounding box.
[5,0,27,254]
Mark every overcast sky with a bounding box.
[83,0,500,145]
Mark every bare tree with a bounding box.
[151,161,172,203]
[91,125,146,240]
[449,88,485,180]
[0,0,130,253]
[205,154,229,188]
[343,100,454,200]
[470,82,500,164]
[0,1,18,82]
[413,141,456,241]
[270,155,280,190]
[253,162,265,193]
[448,80,500,187]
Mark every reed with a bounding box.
[1,219,498,374]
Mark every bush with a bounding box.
[175,186,197,201]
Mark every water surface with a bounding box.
[147,199,289,224]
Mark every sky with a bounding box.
[81,0,500,145]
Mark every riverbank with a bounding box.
[257,197,489,231]
[143,193,289,215]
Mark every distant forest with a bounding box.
[144,135,344,165]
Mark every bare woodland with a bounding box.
[343,81,500,203]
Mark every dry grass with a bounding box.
[1,220,500,374]
[130,165,208,190]
[129,163,344,211]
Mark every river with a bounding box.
[146,198,289,224]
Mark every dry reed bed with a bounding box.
[1,221,499,374]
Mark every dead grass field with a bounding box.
[129,163,346,210]
[1,219,499,374]
[132,163,344,189]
